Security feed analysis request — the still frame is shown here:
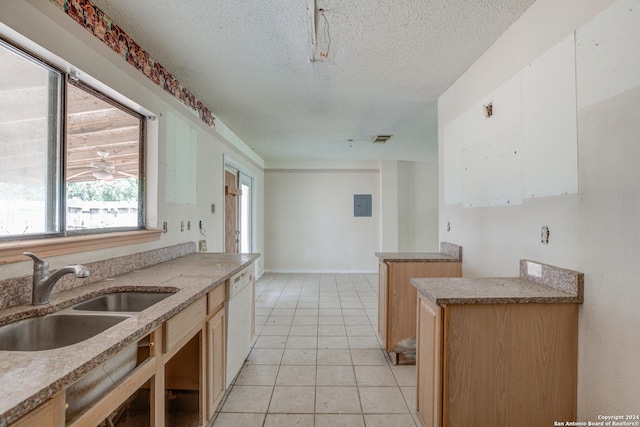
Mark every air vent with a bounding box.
[372,135,391,144]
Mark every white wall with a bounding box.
[0,0,265,279]
[264,159,441,272]
[398,160,439,252]
[264,161,380,272]
[379,161,399,252]
[438,0,638,418]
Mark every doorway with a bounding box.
[238,172,252,253]
[224,164,253,253]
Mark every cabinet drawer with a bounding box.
[208,285,225,315]
[163,297,206,353]
[227,266,252,298]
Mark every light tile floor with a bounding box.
[211,273,419,427]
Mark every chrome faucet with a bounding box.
[23,252,91,305]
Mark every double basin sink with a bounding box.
[0,291,174,352]
[0,291,174,419]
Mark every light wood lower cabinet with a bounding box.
[378,260,461,364]
[416,295,442,427]
[163,297,206,354]
[377,261,388,349]
[206,310,225,418]
[10,291,230,427]
[416,294,579,426]
[11,393,65,427]
[206,284,226,419]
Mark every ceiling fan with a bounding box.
[67,150,137,181]
[90,150,116,180]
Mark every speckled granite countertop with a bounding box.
[376,242,462,263]
[375,252,459,262]
[411,259,583,305]
[0,252,259,426]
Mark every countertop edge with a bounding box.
[375,242,462,263]
[411,276,582,306]
[420,293,582,305]
[374,252,461,262]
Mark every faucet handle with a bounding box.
[23,252,49,272]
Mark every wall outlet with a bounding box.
[199,240,207,251]
[541,226,550,244]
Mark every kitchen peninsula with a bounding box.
[412,259,583,427]
[375,242,462,364]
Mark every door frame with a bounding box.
[224,166,239,253]
[223,155,257,254]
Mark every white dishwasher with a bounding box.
[225,266,254,388]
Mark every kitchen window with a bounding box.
[0,37,155,260]
[65,81,143,233]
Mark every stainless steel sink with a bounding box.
[0,314,128,351]
[0,290,175,417]
[73,291,173,312]
[0,312,138,417]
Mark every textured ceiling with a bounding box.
[90,0,536,162]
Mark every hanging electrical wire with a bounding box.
[317,8,331,60]
[308,1,332,62]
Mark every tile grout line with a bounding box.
[217,272,417,426]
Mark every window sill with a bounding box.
[0,229,163,265]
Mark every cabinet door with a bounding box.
[416,295,442,427]
[377,261,388,347]
[206,309,226,419]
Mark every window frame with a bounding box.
[63,79,146,236]
[0,35,159,261]
[0,36,64,241]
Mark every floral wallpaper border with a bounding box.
[48,0,216,127]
